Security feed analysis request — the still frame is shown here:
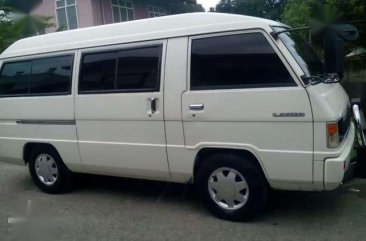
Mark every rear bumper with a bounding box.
[324,123,355,190]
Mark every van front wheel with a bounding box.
[28,147,72,194]
[196,153,268,221]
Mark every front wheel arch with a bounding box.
[195,151,269,221]
[193,147,269,187]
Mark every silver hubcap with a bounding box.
[208,167,249,210]
[34,154,58,186]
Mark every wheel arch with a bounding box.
[193,147,270,185]
[23,142,61,164]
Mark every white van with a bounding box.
[0,13,355,221]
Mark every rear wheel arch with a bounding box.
[26,142,73,194]
[193,147,269,185]
[23,143,62,164]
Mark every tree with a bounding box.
[281,0,366,46]
[209,7,215,12]
[282,0,337,27]
[282,0,366,26]
[0,0,54,53]
[0,9,14,52]
[214,0,287,21]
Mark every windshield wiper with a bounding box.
[302,73,341,86]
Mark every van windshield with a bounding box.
[273,26,325,81]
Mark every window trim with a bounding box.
[55,0,79,30]
[0,54,75,98]
[111,0,135,23]
[78,44,163,95]
[188,29,301,91]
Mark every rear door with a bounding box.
[182,31,314,183]
[75,40,170,179]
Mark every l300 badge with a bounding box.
[273,112,306,117]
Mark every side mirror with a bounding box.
[324,24,359,79]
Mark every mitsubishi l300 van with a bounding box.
[0,13,355,221]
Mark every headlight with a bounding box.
[327,122,340,148]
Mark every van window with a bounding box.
[0,61,31,95]
[0,55,73,97]
[79,52,117,92]
[190,33,296,90]
[116,46,160,91]
[79,45,161,93]
[30,55,73,94]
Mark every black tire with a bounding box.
[195,153,268,221]
[28,146,73,194]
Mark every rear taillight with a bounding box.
[327,122,340,148]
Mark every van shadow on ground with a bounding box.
[68,174,366,222]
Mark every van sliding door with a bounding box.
[75,41,170,180]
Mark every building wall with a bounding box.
[78,0,95,28]
[90,0,102,25]
[134,0,149,19]
[33,0,194,32]
[102,0,114,24]
[32,0,57,33]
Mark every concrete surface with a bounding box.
[1,161,366,241]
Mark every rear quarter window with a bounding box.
[0,61,31,95]
[0,55,74,97]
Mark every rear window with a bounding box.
[0,55,74,97]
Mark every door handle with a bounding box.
[189,104,204,111]
[149,97,157,114]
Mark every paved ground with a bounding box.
[1,162,366,241]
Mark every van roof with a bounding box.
[0,12,279,59]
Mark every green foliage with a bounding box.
[282,0,337,27]
[0,1,14,52]
[0,18,15,52]
[11,14,54,38]
[281,0,366,48]
[282,0,366,26]
[214,0,287,20]
[0,0,53,53]
[281,0,311,27]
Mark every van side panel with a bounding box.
[0,56,82,172]
[164,37,196,182]
[0,96,82,171]
[182,88,314,184]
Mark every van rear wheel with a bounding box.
[196,153,268,221]
[28,146,72,194]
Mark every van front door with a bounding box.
[75,42,170,179]
[182,31,314,184]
